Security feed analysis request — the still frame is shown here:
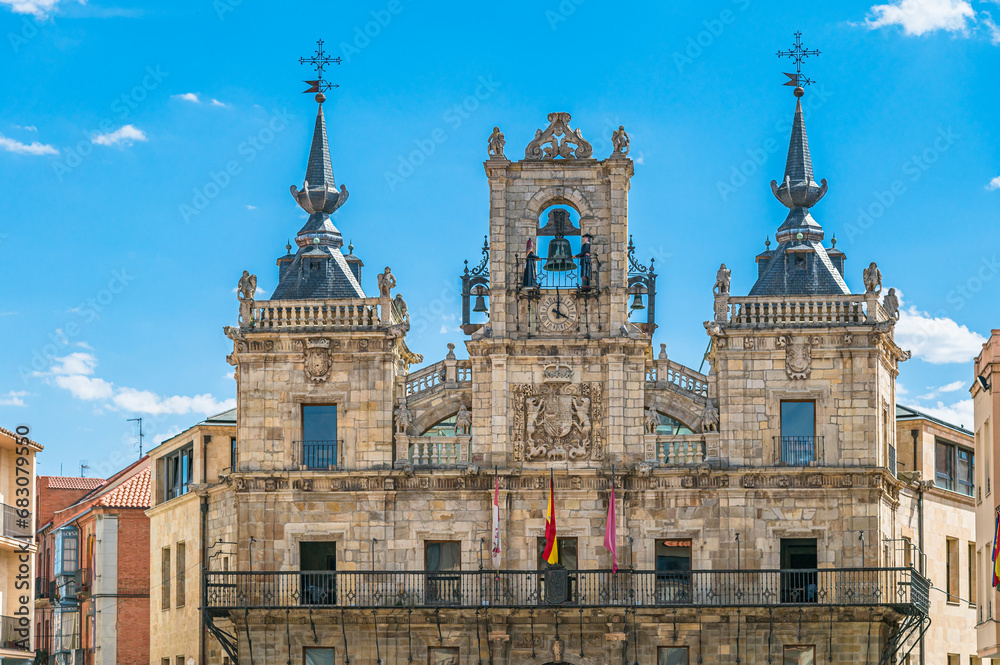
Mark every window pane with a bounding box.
[784,646,815,665]
[780,402,815,437]
[937,441,955,491]
[303,405,338,441]
[659,647,689,665]
[537,537,578,569]
[958,448,974,496]
[656,540,692,572]
[655,413,694,436]
[304,649,336,665]
[426,542,461,572]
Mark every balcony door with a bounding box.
[780,538,817,603]
[655,540,692,604]
[426,541,461,605]
[780,401,815,465]
[300,542,336,606]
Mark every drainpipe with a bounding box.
[201,434,210,665]
[912,428,924,665]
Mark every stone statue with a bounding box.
[883,287,900,321]
[644,407,659,435]
[394,398,412,435]
[713,263,731,295]
[487,126,505,159]
[377,267,396,297]
[611,125,630,156]
[863,262,882,295]
[454,405,471,436]
[237,270,257,325]
[701,398,720,433]
[393,293,409,323]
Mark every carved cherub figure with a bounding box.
[611,124,630,156]
[377,267,396,297]
[713,263,731,295]
[487,126,505,158]
[863,262,882,295]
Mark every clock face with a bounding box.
[539,294,578,332]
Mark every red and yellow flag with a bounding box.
[542,470,558,565]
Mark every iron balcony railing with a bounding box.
[0,616,30,652]
[1,503,31,540]
[36,576,56,600]
[774,436,824,466]
[515,254,600,292]
[205,567,928,614]
[296,441,339,470]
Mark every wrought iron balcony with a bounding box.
[775,435,824,466]
[204,567,928,614]
[295,441,339,470]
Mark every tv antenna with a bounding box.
[127,417,144,457]
[80,461,91,477]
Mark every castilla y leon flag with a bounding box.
[542,469,558,565]
[604,466,618,573]
[992,511,1000,588]
[491,468,502,569]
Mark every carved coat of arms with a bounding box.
[303,338,332,382]
[512,383,603,461]
[777,335,820,380]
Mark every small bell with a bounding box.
[473,294,488,313]
[630,292,645,310]
[543,236,577,272]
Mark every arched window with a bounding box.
[654,412,695,435]
[529,204,585,290]
[420,414,458,437]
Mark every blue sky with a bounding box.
[1,0,997,476]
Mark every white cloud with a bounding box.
[91,125,147,147]
[210,99,227,108]
[0,390,27,407]
[865,0,975,36]
[50,351,99,376]
[895,304,987,364]
[172,92,201,103]
[231,285,268,296]
[224,371,235,380]
[987,176,1000,190]
[111,387,235,416]
[0,0,77,18]
[245,205,256,210]
[912,398,975,429]
[151,426,182,446]
[54,374,114,400]
[938,379,966,393]
[14,125,37,132]
[982,10,1000,43]
[0,132,58,156]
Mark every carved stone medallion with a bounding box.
[304,338,332,382]
[777,335,819,380]
[511,382,604,461]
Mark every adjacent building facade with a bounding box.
[0,426,41,665]
[894,404,978,664]
[192,83,941,665]
[35,459,150,665]
[147,409,235,665]
[975,330,1000,659]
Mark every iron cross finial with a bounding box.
[299,38,342,96]
[777,31,821,91]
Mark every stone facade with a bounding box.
[974,330,1000,659]
[189,98,952,665]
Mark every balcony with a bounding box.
[293,441,340,470]
[74,569,92,597]
[205,567,928,615]
[0,616,30,652]
[775,436,824,466]
[242,297,404,332]
[1,504,32,540]
[36,576,56,600]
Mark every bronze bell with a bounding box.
[473,294,488,313]
[543,236,577,272]
[630,292,645,310]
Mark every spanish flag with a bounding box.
[542,469,558,565]
[992,511,1000,588]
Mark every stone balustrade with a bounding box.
[648,436,706,466]
[716,293,888,328]
[246,297,403,331]
[645,358,709,398]
[395,434,470,468]
[404,359,472,399]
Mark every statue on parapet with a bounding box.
[713,263,731,295]
[863,262,882,295]
[882,287,900,321]
[611,125,630,156]
[237,270,257,325]
[487,126,506,159]
[377,267,396,297]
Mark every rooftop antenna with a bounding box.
[127,417,144,457]
[80,461,91,477]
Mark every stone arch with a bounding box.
[523,186,595,224]
[409,393,470,436]
[645,390,704,433]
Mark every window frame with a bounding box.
[658,646,689,665]
[161,547,171,611]
[946,537,959,604]
[301,404,339,469]
[779,400,816,465]
[936,438,975,497]
[303,647,336,665]
[163,443,194,501]
[176,541,186,608]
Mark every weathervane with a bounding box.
[299,38,341,100]
[777,31,820,93]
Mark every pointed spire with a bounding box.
[305,102,335,190]
[782,97,813,184]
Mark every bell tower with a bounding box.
[462,113,658,468]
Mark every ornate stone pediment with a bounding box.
[524,112,594,160]
[511,382,604,461]
[303,337,332,382]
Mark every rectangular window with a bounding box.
[426,541,461,605]
[161,547,171,611]
[176,542,186,608]
[300,542,337,605]
[162,659,170,665]
[946,537,959,604]
[780,538,818,604]
[163,444,194,501]
[655,540,692,603]
[302,405,338,469]
[428,648,459,665]
[304,648,336,665]
[176,656,184,665]
[783,646,815,665]
[936,439,975,496]
[969,542,976,606]
[780,401,815,465]
[658,647,689,665]
[230,436,237,471]
[947,655,959,665]
[55,528,79,575]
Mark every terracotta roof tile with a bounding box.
[97,467,150,509]
[41,476,106,490]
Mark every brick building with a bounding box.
[189,77,951,665]
[36,458,150,665]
